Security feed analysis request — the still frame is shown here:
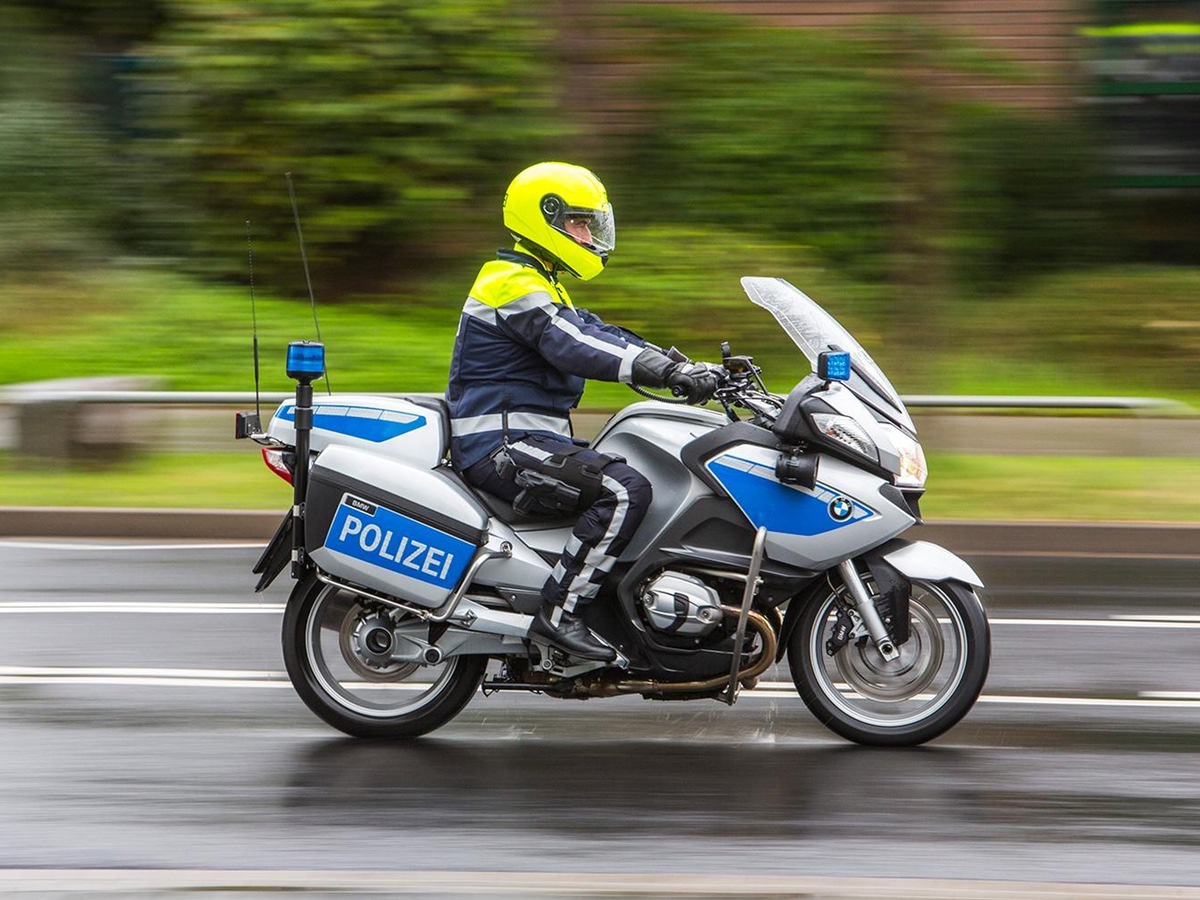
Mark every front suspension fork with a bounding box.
[837,558,900,661]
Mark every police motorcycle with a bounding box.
[238,276,990,747]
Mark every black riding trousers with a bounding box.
[464,434,652,623]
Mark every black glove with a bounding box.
[631,348,675,388]
[665,362,719,405]
[631,348,719,405]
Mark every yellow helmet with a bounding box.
[502,161,615,281]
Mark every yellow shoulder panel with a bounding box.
[469,261,567,310]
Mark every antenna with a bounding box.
[286,171,332,393]
[245,220,262,422]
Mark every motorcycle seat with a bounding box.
[469,485,578,530]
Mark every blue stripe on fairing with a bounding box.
[278,403,425,443]
[707,455,876,537]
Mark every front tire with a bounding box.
[788,578,990,746]
[282,576,486,739]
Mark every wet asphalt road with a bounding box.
[2,540,1200,892]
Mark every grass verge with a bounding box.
[2,450,1196,522]
[2,257,1199,407]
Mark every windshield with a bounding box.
[741,276,913,431]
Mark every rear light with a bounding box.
[262,447,296,485]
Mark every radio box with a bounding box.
[305,444,489,608]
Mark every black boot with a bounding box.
[529,605,616,663]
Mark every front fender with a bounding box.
[775,539,983,663]
[882,539,984,589]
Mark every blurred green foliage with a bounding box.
[945,105,1106,293]
[574,225,885,390]
[614,12,899,283]
[0,99,112,271]
[2,255,1197,408]
[963,267,1200,393]
[0,0,1195,403]
[135,0,558,289]
[0,5,117,271]
[614,8,1103,296]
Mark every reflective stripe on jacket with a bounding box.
[446,248,644,470]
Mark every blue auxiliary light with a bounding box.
[286,340,325,382]
[818,350,851,382]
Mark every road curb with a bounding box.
[0,507,281,541]
[1,506,1197,556]
[0,870,1197,897]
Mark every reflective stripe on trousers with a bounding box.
[462,435,652,617]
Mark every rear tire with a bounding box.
[788,578,990,746]
[282,576,486,739]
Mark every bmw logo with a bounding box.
[828,496,854,521]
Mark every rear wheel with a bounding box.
[282,576,486,739]
[788,578,990,746]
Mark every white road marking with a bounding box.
[4,668,1200,708]
[0,676,294,688]
[990,617,1200,629]
[6,868,1200,898]
[0,666,285,679]
[0,540,265,551]
[6,604,1200,635]
[0,666,432,692]
[978,694,1200,709]
[0,602,284,614]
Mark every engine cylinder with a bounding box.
[639,572,723,636]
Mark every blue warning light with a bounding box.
[286,341,325,382]
[818,350,851,382]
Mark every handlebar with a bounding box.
[629,347,782,420]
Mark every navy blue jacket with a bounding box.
[446,249,645,470]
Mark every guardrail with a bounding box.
[0,388,1193,463]
[900,395,1191,412]
[0,389,1191,411]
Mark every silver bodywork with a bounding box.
[266,280,982,665]
[307,444,487,608]
[268,396,979,627]
[266,393,446,466]
[701,442,913,570]
[591,403,725,559]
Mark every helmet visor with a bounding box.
[557,203,615,253]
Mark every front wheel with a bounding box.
[282,576,486,739]
[788,578,990,746]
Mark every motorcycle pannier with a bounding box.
[304,444,490,608]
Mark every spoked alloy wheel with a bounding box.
[282,576,485,739]
[789,578,990,746]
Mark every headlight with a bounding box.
[810,413,879,463]
[880,423,927,488]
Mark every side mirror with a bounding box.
[818,350,851,382]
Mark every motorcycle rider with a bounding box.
[447,161,718,662]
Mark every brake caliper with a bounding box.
[825,603,856,657]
